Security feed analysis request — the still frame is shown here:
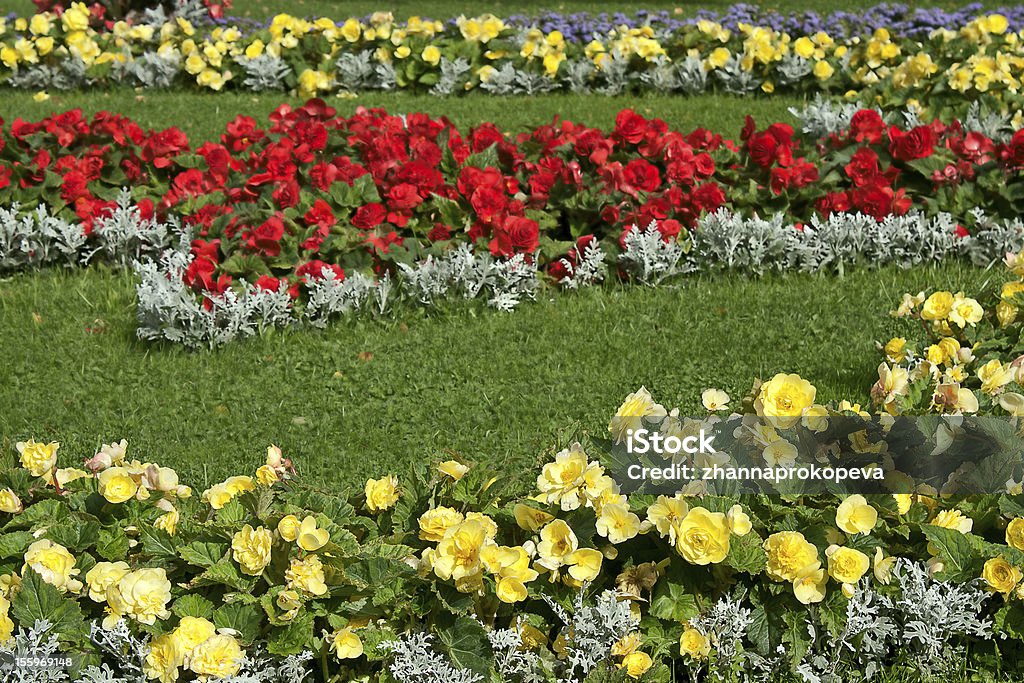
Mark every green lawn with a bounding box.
[0,262,996,491]
[1,90,806,142]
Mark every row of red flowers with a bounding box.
[2,100,1023,301]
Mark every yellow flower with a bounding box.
[813,60,834,79]
[983,557,1022,594]
[189,633,243,680]
[32,91,50,103]
[835,495,877,535]
[873,547,896,584]
[23,540,82,593]
[707,47,730,68]
[920,291,954,320]
[421,45,442,66]
[85,561,130,602]
[365,475,399,512]
[675,507,730,565]
[596,503,642,544]
[277,514,301,541]
[930,509,973,534]
[793,567,828,604]
[620,651,653,678]
[826,545,870,586]
[893,494,912,515]
[537,443,596,511]
[1006,518,1024,550]
[231,525,273,575]
[764,531,820,582]
[513,503,554,532]
[255,465,278,486]
[756,373,816,426]
[609,387,666,443]
[679,626,711,659]
[884,337,907,363]
[496,577,529,603]
[143,633,183,683]
[17,440,59,477]
[62,2,91,32]
[727,505,752,536]
[340,18,362,42]
[296,516,329,552]
[646,495,689,543]
[536,520,579,574]
[0,595,12,642]
[174,615,216,652]
[419,506,464,542]
[330,628,363,659]
[438,460,469,480]
[565,548,603,582]
[285,555,328,596]
[701,388,730,411]
[433,519,489,583]
[99,467,139,504]
[29,14,52,36]
[106,568,172,625]
[948,293,984,328]
[0,489,23,514]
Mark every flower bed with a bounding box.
[3,368,1024,681]
[1,5,1023,115]
[3,101,1024,346]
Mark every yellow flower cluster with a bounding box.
[144,616,244,683]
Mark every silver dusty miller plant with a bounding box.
[0,620,70,683]
[796,560,994,683]
[379,632,484,683]
[542,589,638,682]
[618,220,691,285]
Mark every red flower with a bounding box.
[352,203,387,229]
[849,110,885,145]
[489,215,539,256]
[387,182,424,210]
[888,125,935,162]
[614,109,647,145]
[296,260,344,282]
[141,128,190,168]
[244,216,287,257]
[303,199,336,231]
[623,159,661,194]
[844,148,882,187]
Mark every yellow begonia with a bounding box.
[609,386,667,443]
[983,556,1022,594]
[231,525,274,575]
[285,555,328,596]
[330,628,364,659]
[106,568,172,625]
[675,507,730,565]
[144,633,183,683]
[835,495,878,535]
[365,475,400,512]
[23,540,82,593]
[419,506,464,542]
[85,561,130,602]
[764,531,820,582]
[189,633,243,679]
[17,440,59,477]
[296,516,329,552]
[756,373,816,426]
[679,626,711,659]
[0,488,23,514]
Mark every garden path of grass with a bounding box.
[0,262,996,490]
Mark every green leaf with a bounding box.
[921,525,981,582]
[0,531,34,560]
[10,569,86,641]
[195,560,257,592]
[435,616,493,675]
[95,525,130,562]
[6,499,63,531]
[214,602,262,644]
[172,594,216,619]
[179,541,230,569]
[726,532,766,575]
[139,525,179,562]
[267,611,314,656]
[649,581,699,623]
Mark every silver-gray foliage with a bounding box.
[239,55,292,92]
[0,620,70,683]
[618,220,691,285]
[541,589,638,682]
[431,58,473,96]
[380,632,485,683]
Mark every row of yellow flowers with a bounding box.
[1,6,1022,114]
[3,363,1024,680]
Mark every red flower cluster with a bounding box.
[2,101,1023,300]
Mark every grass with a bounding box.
[1,90,807,141]
[0,261,997,491]
[0,0,1012,20]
